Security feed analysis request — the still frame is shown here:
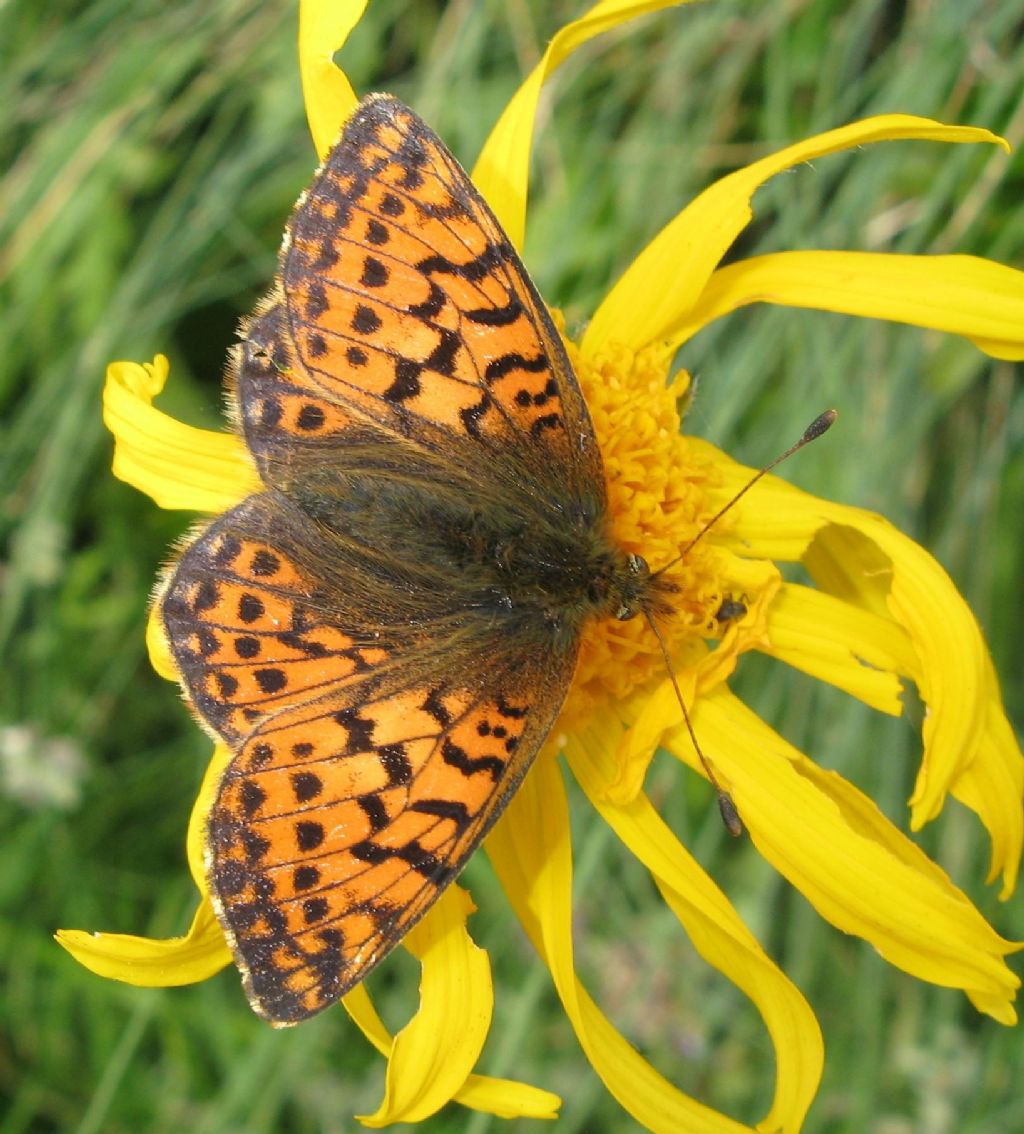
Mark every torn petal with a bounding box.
[948,656,1024,898]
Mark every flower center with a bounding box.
[557,328,736,727]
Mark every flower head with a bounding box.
[59,2,1024,1130]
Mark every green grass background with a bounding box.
[2,1,1023,1130]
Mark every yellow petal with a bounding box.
[678,687,1021,1023]
[102,356,258,512]
[948,654,1024,898]
[611,659,698,805]
[694,439,1024,876]
[487,753,754,1133]
[57,743,233,988]
[668,251,1024,357]
[448,1076,561,1122]
[690,443,826,561]
[801,523,1022,888]
[763,582,907,715]
[358,886,492,1126]
[344,979,561,1120]
[145,602,179,682]
[585,116,1007,356]
[56,898,231,986]
[298,0,362,158]
[342,980,392,1054]
[186,745,233,893]
[805,520,987,829]
[567,710,823,1133]
[472,0,694,250]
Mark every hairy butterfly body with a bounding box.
[161,94,666,1024]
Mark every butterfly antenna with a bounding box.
[645,409,837,837]
[653,409,837,580]
[644,611,743,837]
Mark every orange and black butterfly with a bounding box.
[161,94,673,1025]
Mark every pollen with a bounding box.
[557,325,735,727]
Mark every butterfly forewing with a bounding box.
[235,95,603,506]
[162,94,616,1024]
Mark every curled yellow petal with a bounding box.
[487,754,753,1133]
[695,439,1024,880]
[102,356,258,512]
[186,745,233,893]
[358,886,492,1126]
[472,0,693,249]
[948,654,1024,898]
[58,745,232,990]
[299,0,363,158]
[344,979,561,1121]
[764,582,907,715]
[567,710,823,1134]
[669,251,1024,357]
[805,519,987,829]
[677,687,1021,1024]
[56,898,231,986]
[585,115,1007,356]
[145,602,179,682]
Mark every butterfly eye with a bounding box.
[615,602,638,621]
[627,553,649,575]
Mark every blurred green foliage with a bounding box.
[2,1,1021,1131]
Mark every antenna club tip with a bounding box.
[718,793,744,838]
[803,408,838,443]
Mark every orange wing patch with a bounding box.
[207,684,537,1023]
[162,503,390,743]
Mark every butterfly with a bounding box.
[160,93,675,1025]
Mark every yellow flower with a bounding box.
[59,1,1024,1130]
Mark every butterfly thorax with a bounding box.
[279,461,651,656]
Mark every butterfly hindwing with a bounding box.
[161,494,393,744]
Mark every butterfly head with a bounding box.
[611,552,650,620]
[604,549,678,625]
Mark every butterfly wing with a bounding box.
[233,94,604,511]
[163,492,574,1023]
